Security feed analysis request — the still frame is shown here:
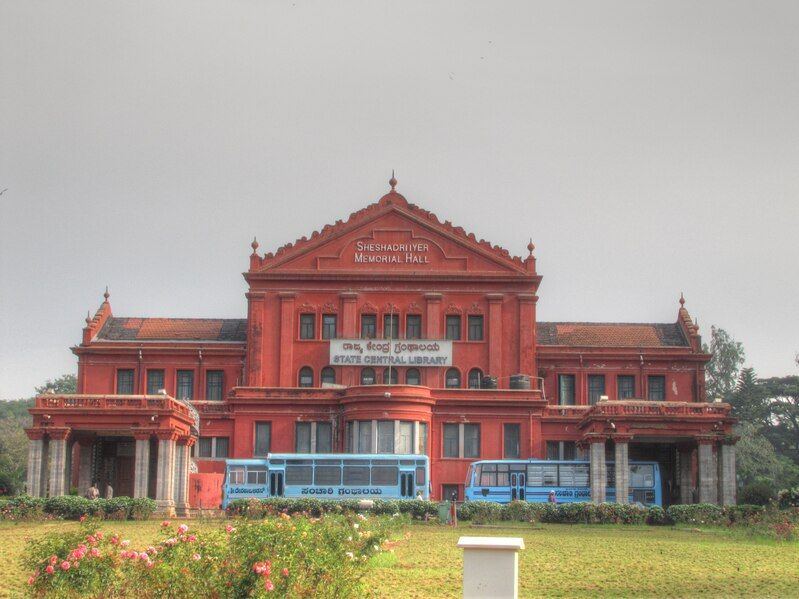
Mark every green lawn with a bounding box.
[2,520,798,598]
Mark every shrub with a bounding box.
[0,495,155,521]
[724,504,765,525]
[457,501,503,523]
[22,514,402,598]
[666,504,726,526]
[777,487,799,509]
[739,480,774,506]
[226,497,439,521]
[0,495,46,521]
[645,506,672,525]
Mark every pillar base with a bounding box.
[175,502,191,518]
[155,500,176,517]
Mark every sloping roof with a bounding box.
[96,318,247,342]
[536,322,689,348]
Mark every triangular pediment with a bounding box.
[250,192,533,277]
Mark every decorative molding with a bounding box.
[407,301,422,314]
[467,302,483,314]
[383,302,399,314]
[298,302,318,313]
[321,301,339,314]
[445,303,463,315]
[359,301,378,314]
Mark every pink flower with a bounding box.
[45,566,54,575]
[177,524,189,534]
[225,524,236,533]
[264,579,275,592]
[147,546,157,555]
[282,568,289,577]
[110,535,119,545]
[192,553,201,561]
[161,520,171,528]
[188,534,197,542]
[164,538,178,546]
[49,555,58,565]
[61,561,70,571]
[139,552,149,560]
[146,560,154,569]
[79,515,87,523]
[120,540,130,548]
[90,548,100,557]
[96,532,104,540]
[27,576,36,585]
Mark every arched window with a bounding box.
[321,367,336,386]
[445,368,461,389]
[298,367,313,388]
[468,368,483,389]
[383,368,398,385]
[406,368,421,386]
[361,368,376,385]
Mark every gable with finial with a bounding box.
[247,175,536,279]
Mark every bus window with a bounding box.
[527,465,544,486]
[559,464,576,486]
[496,464,510,487]
[630,464,654,488]
[416,466,426,486]
[247,467,267,485]
[315,466,342,486]
[373,459,399,466]
[343,466,370,485]
[479,464,496,486]
[228,466,245,485]
[286,465,313,485]
[542,464,557,486]
[372,466,398,486]
[573,464,589,487]
[465,465,474,486]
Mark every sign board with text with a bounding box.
[329,339,453,367]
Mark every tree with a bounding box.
[34,374,77,395]
[761,375,799,465]
[728,368,769,425]
[734,422,799,490]
[703,326,745,402]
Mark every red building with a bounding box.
[26,177,736,514]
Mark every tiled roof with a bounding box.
[536,322,688,348]
[96,318,247,342]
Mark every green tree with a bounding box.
[734,422,799,490]
[761,375,799,465]
[728,368,769,425]
[703,326,745,401]
[34,373,77,395]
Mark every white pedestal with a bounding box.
[457,536,525,599]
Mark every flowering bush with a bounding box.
[22,513,402,597]
[226,497,438,520]
[777,487,799,509]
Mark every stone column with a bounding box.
[614,437,631,504]
[517,294,536,377]
[719,441,737,506]
[173,436,192,516]
[424,293,442,387]
[25,431,45,497]
[47,429,71,497]
[155,431,177,516]
[245,292,265,386]
[278,292,296,387]
[589,438,607,504]
[133,433,152,499]
[340,292,358,337]
[77,439,95,496]
[678,447,693,505]
[697,438,718,505]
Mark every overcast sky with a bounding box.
[1,1,797,398]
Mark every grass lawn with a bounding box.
[1,520,797,598]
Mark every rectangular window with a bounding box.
[215,437,229,458]
[397,421,413,454]
[377,420,394,453]
[468,315,484,341]
[406,315,422,339]
[504,424,521,459]
[205,370,224,401]
[648,375,666,401]
[176,370,194,400]
[343,465,370,485]
[196,437,228,458]
[418,422,428,454]
[316,422,333,453]
[371,466,398,486]
[295,422,312,453]
[445,315,461,341]
[197,437,212,458]
[361,314,376,339]
[146,370,164,395]
[254,422,271,456]
[618,375,635,400]
[588,375,606,405]
[286,464,313,485]
[547,440,581,461]
[116,369,134,394]
[383,314,399,339]
[443,424,459,458]
[227,466,245,485]
[358,421,372,453]
[315,466,341,486]
[247,466,267,485]
[464,424,480,458]
[558,374,576,406]
[321,314,337,339]
[299,314,315,339]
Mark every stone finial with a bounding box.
[251,237,259,254]
[103,286,110,302]
[679,292,685,308]
[389,170,397,191]
[527,239,535,256]
[85,310,92,325]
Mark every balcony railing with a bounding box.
[35,394,191,417]
[589,400,731,418]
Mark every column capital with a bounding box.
[720,435,740,445]
[696,435,718,446]
[424,292,442,302]
[132,429,155,441]
[177,435,195,447]
[486,293,505,303]
[584,433,609,444]
[339,291,359,300]
[245,292,266,300]
[278,291,296,300]
[24,428,47,441]
[76,436,96,447]
[612,434,634,444]
[516,293,538,304]
[46,427,71,441]
[155,429,180,442]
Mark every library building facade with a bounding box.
[25,177,736,514]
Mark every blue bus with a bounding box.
[464,460,662,506]
[222,453,430,508]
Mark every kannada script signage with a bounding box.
[329,339,452,367]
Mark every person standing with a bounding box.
[86,482,99,500]
[105,482,114,499]
[548,490,557,504]
[449,491,458,526]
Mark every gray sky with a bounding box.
[1,1,797,398]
